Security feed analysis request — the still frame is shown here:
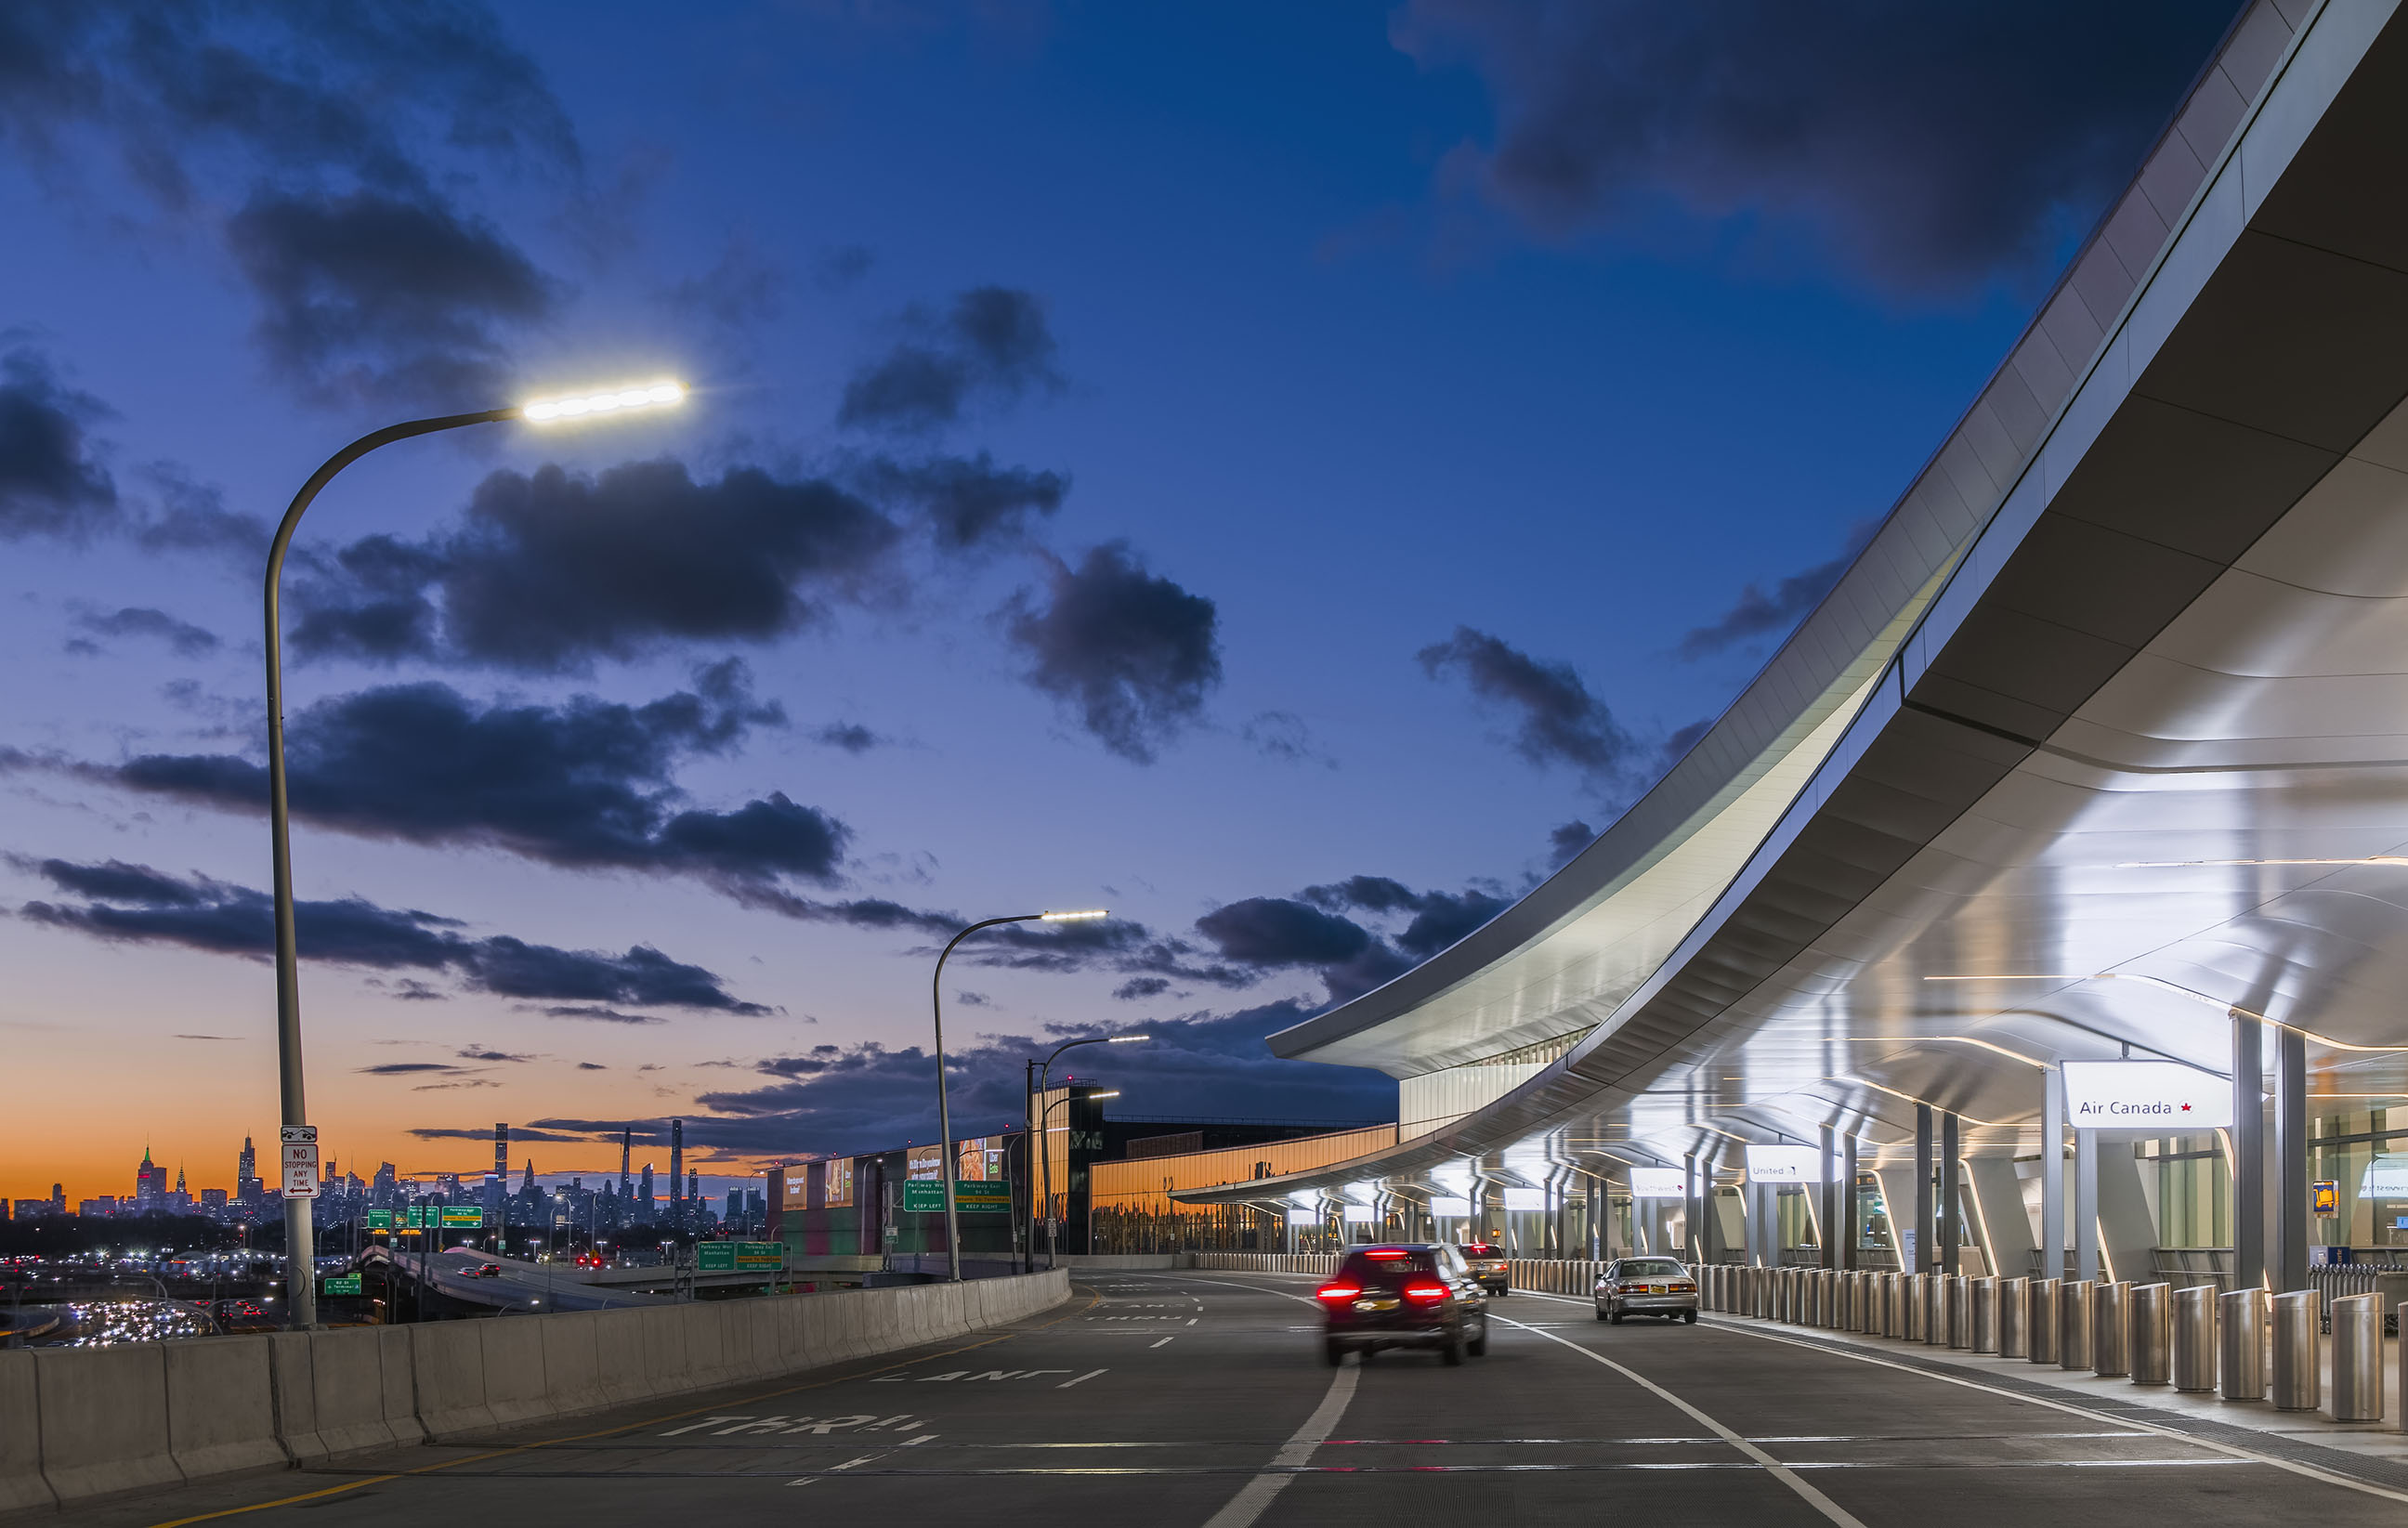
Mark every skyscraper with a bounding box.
[236,1138,261,1202]
[637,1163,655,1222]
[669,1118,684,1226]
[134,1145,167,1202]
[618,1128,632,1197]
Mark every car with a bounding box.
[1315,1244,1490,1366]
[469,1262,502,1278]
[1593,1256,1698,1324]
[1454,1240,1510,1295]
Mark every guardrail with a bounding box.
[0,1269,1069,1513]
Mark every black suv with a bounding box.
[1315,1244,1491,1365]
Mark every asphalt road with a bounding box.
[52,1271,2408,1528]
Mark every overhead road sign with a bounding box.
[697,1241,784,1273]
[321,1273,362,1296]
[903,1181,1012,1214]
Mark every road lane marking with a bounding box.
[1151,1337,1174,1348]
[1489,1313,1869,1528]
[1197,1353,1358,1528]
[138,1285,1110,1528]
[1058,1368,1107,1387]
[1679,1311,2408,1508]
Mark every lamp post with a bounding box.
[929,910,1106,1282]
[1038,1088,1118,1267]
[263,380,687,1329]
[1025,1033,1149,1272]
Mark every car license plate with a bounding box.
[1648,1285,1667,1295]
[1354,1298,1399,1312]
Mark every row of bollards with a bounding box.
[1694,1263,2399,1427]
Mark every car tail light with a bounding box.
[1315,1284,1362,1302]
[1401,1281,1448,1306]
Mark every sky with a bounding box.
[0,0,2245,1201]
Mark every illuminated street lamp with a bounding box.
[264,380,687,1331]
[1024,1032,1149,1272]
[928,910,1106,1282]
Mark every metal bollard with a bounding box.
[2027,1279,2059,1365]
[1972,1277,1999,1354]
[1927,1272,1948,1346]
[2060,1280,2094,1371]
[2092,1282,2130,1378]
[2329,1293,2382,1422]
[1855,1272,1874,1333]
[2219,1287,2267,1401]
[1881,1272,1900,1338]
[1999,1276,2028,1358]
[1813,1269,1829,1327]
[2173,1285,2216,1392]
[2271,1289,2320,1413]
[1904,1273,1928,1342]
[2128,1283,2172,1385]
[1946,1274,1971,1350]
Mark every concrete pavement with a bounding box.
[34,1270,2408,1528]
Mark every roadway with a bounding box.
[47,1271,2408,1528]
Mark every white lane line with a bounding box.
[1198,1353,1359,1528]
[1059,1368,1107,1388]
[1152,1337,1175,1348]
[1187,1317,1198,1325]
[1489,1313,1869,1528]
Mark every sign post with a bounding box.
[279,1125,320,1198]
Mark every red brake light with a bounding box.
[1315,1284,1362,1302]
[1365,1248,1408,1259]
[1402,1281,1447,1305]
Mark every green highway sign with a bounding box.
[439,1208,484,1228]
[366,1209,392,1229]
[321,1273,363,1296]
[903,1181,1013,1215]
[698,1241,785,1273]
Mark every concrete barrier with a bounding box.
[0,1269,1067,1513]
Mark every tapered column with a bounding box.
[1820,1125,1839,1270]
[2274,1025,2308,1293]
[1941,1112,1961,1275]
[2232,1015,2264,1293]
[1841,1132,1860,1271]
[2041,1067,2065,1283]
[1915,1104,1935,1274]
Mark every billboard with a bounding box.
[823,1157,853,1208]
[907,1144,943,1182]
[2061,1060,2231,1129]
[781,1171,811,1214]
[957,1136,1009,1182]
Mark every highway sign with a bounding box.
[321,1273,363,1296]
[903,1180,1012,1214]
[438,1208,484,1228]
[366,1209,392,1229]
[698,1241,785,1273]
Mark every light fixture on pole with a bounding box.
[1025,1031,1149,1272]
[930,910,1107,1282]
[263,378,687,1331]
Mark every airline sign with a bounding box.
[1628,1168,1687,1199]
[2061,1060,2231,1129]
[2362,1157,2408,1198]
[1743,1145,1823,1184]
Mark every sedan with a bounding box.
[1594,1257,1698,1324]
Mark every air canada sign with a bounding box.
[2060,1060,2231,1129]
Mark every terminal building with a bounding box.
[1091,0,2408,1299]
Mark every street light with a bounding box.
[264,379,687,1330]
[1025,1032,1149,1272]
[929,910,1107,1282]
[1036,1088,1119,1268]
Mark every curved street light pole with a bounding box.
[266,409,516,1330]
[930,911,1107,1283]
[1027,1032,1148,1273]
[265,382,687,1329]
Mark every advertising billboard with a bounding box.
[907,1144,943,1182]
[824,1156,853,1208]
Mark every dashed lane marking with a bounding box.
[1151,1337,1174,1348]
[1058,1368,1107,1388]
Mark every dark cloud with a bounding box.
[0,4,577,206]
[410,1126,583,1143]
[672,1002,1396,1160]
[1196,897,1372,968]
[135,472,269,564]
[536,1006,667,1025]
[1393,0,2240,294]
[859,452,1068,550]
[174,1033,237,1040]
[16,856,769,1013]
[1113,976,1171,1002]
[291,461,898,671]
[1241,711,1330,767]
[456,1046,530,1063]
[1675,523,1877,660]
[1548,818,1593,868]
[954,990,991,1008]
[360,1063,464,1076]
[1418,625,1638,786]
[1007,542,1222,764]
[812,723,885,755]
[226,188,556,410]
[1297,874,1510,966]
[574,1062,608,1071]
[838,286,1064,433]
[106,661,852,894]
[0,346,118,540]
[72,607,218,658]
